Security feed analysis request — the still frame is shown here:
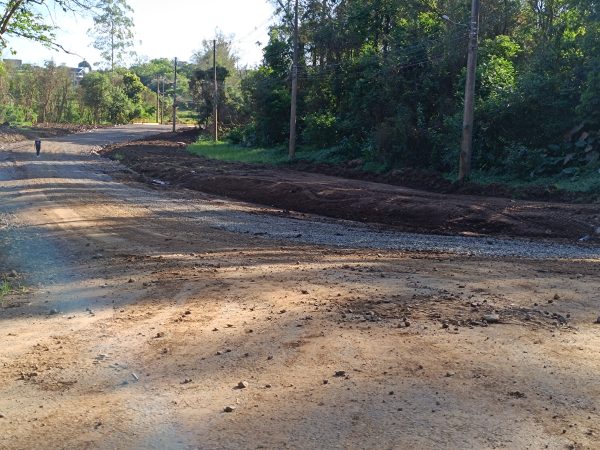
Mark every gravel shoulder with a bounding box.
[1,126,599,450]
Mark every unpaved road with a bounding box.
[1,125,600,450]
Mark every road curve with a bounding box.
[0,124,598,264]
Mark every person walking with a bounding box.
[34,139,41,157]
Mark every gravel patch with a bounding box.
[167,202,600,260]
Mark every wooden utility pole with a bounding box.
[155,78,160,124]
[172,57,178,132]
[288,0,299,159]
[213,39,218,142]
[458,0,480,182]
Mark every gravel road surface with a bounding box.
[1,125,599,450]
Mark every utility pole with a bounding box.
[155,78,160,124]
[213,39,218,142]
[458,0,480,182]
[288,0,299,159]
[172,57,178,132]
[160,77,165,125]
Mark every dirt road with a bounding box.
[1,125,599,450]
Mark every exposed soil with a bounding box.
[1,126,600,449]
[103,131,600,242]
[0,123,103,144]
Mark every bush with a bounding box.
[302,112,338,148]
[501,143,548,179]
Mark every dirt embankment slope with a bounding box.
[103,131,600,242]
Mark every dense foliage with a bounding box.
[0,61,155,124]
[228,0,600,179]
[2,0,599,182]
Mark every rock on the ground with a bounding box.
[483,313,500,324]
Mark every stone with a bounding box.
[483,313,500,324]
[334,370,346,377]
[236,381,249,389]
[595,317,600,324]
[48,309,59,316]
[224,406,236,413]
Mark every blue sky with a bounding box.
[3,0,275,68]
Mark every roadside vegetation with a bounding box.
[0,273,27,307]
[1,0,599,194]
[189,0,600,196]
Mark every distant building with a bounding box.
[2,59,22,69]
[69,61,91,85]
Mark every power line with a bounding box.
[231,14,277,45]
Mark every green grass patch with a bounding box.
[468,170,600,194]
[187,139,351,166]
[0,279,11,297]
[0,275,28,307]
[188,140,290,164]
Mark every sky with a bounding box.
[3,0,276,68]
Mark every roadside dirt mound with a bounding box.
[102,135,600,242]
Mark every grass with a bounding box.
[112,151,125,161]
[187,139,352,166]
[0,275,28,307]
[0,279,11,297]
[186,139,599,199]
[469,170,600,194]
[188,140,292,164]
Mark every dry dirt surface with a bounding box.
[0,124,102,145]
[1,125,600,450]
[103,132,600,241]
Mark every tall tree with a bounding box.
[88,0,135,71]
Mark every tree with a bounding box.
[88,0,135,71]
[190,33,245,130]
[0,0,93,51]
[191,31,239,72]
[80,71,111,123]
